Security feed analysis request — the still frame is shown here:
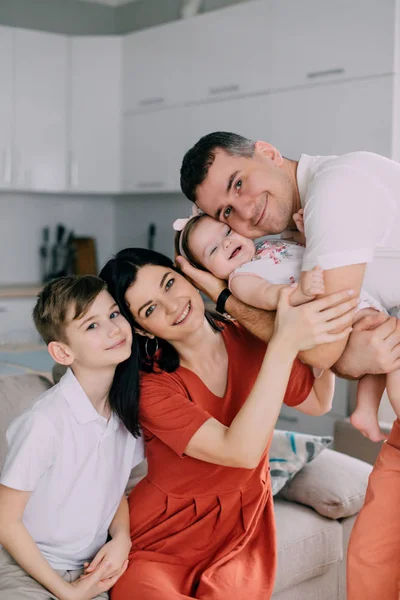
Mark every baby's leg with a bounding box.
[385,369,400,421]
[350,374,387,442]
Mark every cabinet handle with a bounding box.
[209,84,240,95]
[278,415,299,424]
[69,153,79,189]
[307,68,345,79]
[138,97,165,107]
[2,148,12,184]
[137,181,164,190]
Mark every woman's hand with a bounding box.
[175,255,226,302]
[273,285,358,352]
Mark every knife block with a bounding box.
[73,237,98,276]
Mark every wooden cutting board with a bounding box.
[73,237,98,275]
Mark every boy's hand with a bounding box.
[83,535,131,580]
[67,559,128,600]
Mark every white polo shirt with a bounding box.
[298,152,400,311]
[0,368,145,570]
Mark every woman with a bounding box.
[100,248,357,600]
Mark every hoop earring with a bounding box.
[145,337,159,360]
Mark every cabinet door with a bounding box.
[267,0,395,91]
[0,27,13,190]
[0,298,41,344]
[123,111,174,192]
[266,75,394,159]
[123,20,192,112]
[188,1,273,103]
[14,29,67,191]
[70,37,122,193]
[186,0,395,103]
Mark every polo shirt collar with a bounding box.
[59,367,118,430]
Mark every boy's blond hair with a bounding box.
[33,275,106,345]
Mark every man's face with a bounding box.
[195,144,297,239]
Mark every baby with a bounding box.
[174,210,400,443]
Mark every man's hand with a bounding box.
[334,313,400,379]
[67,559,128,600]
[175,255,226,303]
[83,536,131,580]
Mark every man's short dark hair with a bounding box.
[180,131,255,202]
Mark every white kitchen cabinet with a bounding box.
[123,106,196,192]
[14,29,68,192]
[123,0,397,111]
[0,298,41,345]
[266,75,394,159]
[264,0,395,92]
[69,37,122,193]
[123,20,192,112]
[0,27,13,190]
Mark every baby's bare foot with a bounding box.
[350,407,388,442]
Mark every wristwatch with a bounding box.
[215,288,232,314]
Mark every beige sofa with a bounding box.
[0,371,373,599]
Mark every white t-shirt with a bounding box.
[0,368,145,570]
[298,152,400,311]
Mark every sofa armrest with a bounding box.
[277,448,372,519]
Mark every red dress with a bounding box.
[111,323,314,599]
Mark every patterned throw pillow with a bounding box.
[269,429,333,496]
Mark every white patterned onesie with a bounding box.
[228,239,398,317]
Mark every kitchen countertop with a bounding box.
[0,284,43,299]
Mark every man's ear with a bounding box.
[47,341,74,366]
[254,140,283,166]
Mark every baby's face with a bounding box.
[189,216,255,279]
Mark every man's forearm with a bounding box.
[224,295,276,342]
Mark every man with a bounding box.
[178,131,400,599]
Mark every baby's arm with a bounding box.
[229,273,289,310]
[230,268,324,311]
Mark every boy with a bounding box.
[0,275,144,600]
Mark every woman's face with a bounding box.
[125,265,205,342]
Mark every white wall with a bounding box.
[115,193,189,259]
[0,194,116,283]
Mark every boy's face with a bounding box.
[58,290,132,370]
[189,216,255,279]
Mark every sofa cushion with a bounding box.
[278,448,372,519]
[274,498,342,593]
[270,430,332,495]
[0,373,52,471]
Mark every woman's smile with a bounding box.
[173,301,191,325]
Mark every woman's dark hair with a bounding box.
[99,247,227,438]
